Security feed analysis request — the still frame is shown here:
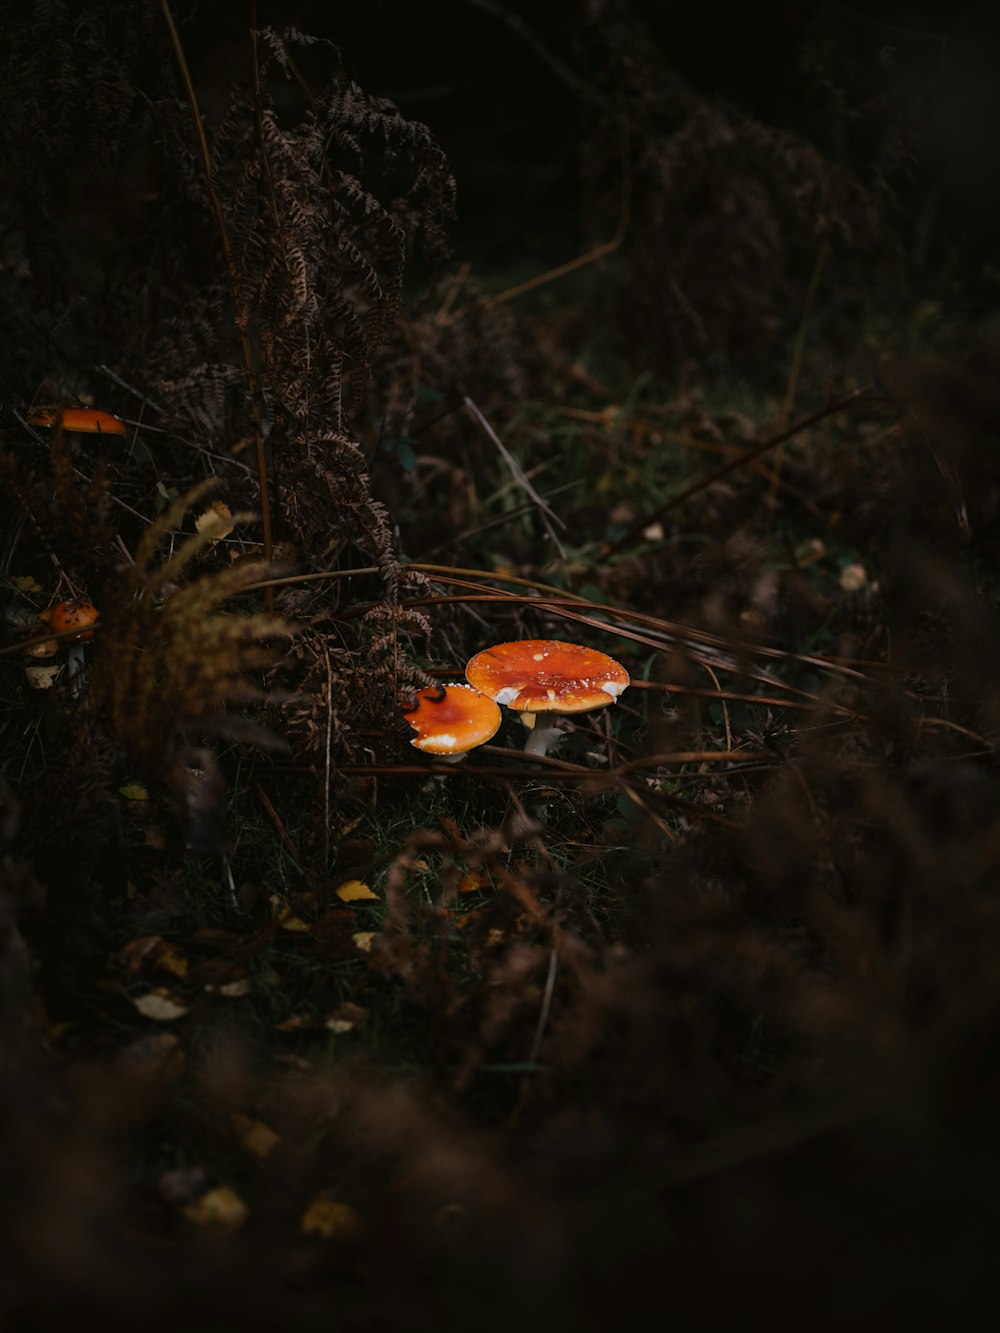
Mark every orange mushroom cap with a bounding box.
[48,599,100,641]
[28,406,126,435]
[403,683,501,756]
[465,640,629,714]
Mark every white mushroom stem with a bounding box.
[65,643,87,697]
[521,712,559,757]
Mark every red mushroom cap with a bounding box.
[465,640,629,714]
[403,683,501,756]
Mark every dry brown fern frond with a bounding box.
[204,25,455,435]
[90,481,293,775]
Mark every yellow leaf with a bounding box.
[279,914,312,933]
[459,871,488,895]
[133,990,187,1021]
[194,500,234,542]
[11,575,43,593]
[119,782,149,801]
[23,636,59,658]
[230,1113,280,1161]
[183,1186,248,1229]
[300,1197,360,1240]
[336,879,378,903]
[351,931,376,953]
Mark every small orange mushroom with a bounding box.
[48,599,100,641]
[29,406,126,435]
[403,683,501,762]
[466,639,629,756]
[48,599,100,694]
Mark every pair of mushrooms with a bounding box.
[404,639,629,760]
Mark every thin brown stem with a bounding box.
[159,0,273,608]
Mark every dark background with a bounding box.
[183,0,1000,270]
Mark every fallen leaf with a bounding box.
[274,1013,312,1032]
[279,914,312,933]
[23,636,58,657]
[336,879,378,903]
[133,990,188,1021]
[11,575,43,593]
[182,1185,248,1229]
[325,1001,367,1034]
[300,1196,360,1240]
[194,500,234,542]
[459,871,488,895]
[24,663,60,689]
[205,978,251,998]
[351,931,376,952]
[120,935,163,973]
[230,1113,280,1161]
[119,782,149,801]
[154,944,189,979]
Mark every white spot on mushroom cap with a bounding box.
[495,686,520,706]
[415,733,458,751]
[601,681,625,697]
